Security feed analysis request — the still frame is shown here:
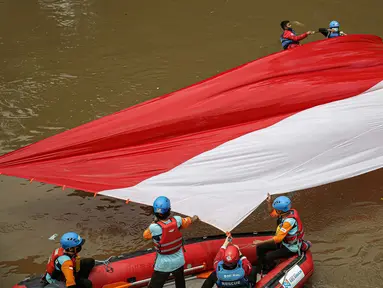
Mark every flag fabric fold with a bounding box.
[1,35,383,231]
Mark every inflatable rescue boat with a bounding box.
[14,231,314,288]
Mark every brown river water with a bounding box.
[1,0,383,287]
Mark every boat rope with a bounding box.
[238,243,255,249]
[95,256,114,273]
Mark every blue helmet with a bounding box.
[272,196,291,212]
[329,20,340,28]
[153,196,171,214]
[60,232,85,250]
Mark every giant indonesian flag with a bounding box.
[1,35,383,231]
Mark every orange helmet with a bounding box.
[223,245,240,266]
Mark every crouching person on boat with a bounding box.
[143,196,199,288]
[42,232,95,288]
[253,194,311,276]
[202,233,253,288]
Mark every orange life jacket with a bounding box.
[45,247,76,279]
[153,217,184,255]
[279,209,305,244]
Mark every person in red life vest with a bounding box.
[143,196,199,288]
[201,233,254,288]
[252,194,311,276]
[42,232,95,288]
[280,20,315,50]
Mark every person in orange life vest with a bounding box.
[143,196,199,288]
[201,232,253,288]
[252,194,311,275]
[42,232,95,288]
[280,20,315,50]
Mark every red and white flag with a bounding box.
[1,35,383,231]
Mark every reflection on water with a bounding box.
[1,0,383,287]
[37,0,97,52]
[0,75,76,153]
[38,0,95,32]
[38,0,78,29]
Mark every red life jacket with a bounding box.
[154,217,184,255]
[280,209,304,244]
[45,247,76,278]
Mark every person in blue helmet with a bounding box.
[318,20,347,38]
[42,232,95,288]
[252,194,311,276]
[143,196,199,288]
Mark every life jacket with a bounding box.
[44,247,76,280]
[278,209,304,245]
[153,217,184,255]
[280,29,299,50]
[216,260,250,288]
